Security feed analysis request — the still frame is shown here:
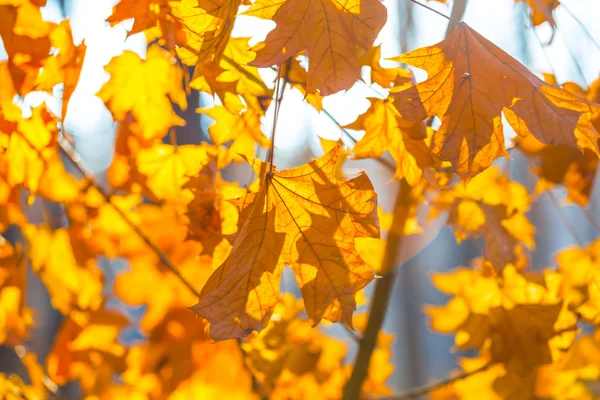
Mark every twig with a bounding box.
[379,362,491,400]
[13,345,59,398]
[580,207,600,233]
[320,108,397,172]
[559,2,600,51]
[342,180,412,400]
[545,189,585,247]
[407,0,453,22]
[268,65,284,173]
[57,135,201,298]
[554,24,588,86]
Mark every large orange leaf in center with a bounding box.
[192,147,379,340]
[391,23,599,180]
[245,0,387,95]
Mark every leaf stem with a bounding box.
[342,180,412,400]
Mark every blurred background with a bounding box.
[3,0,600,395]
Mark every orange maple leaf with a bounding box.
[192,147,379,340]
[245,0,387,95]
[0,1,53,94]
[107,0,171,35]
[391,23,600,180]
[345,97,431,185]
[35,21,87,119]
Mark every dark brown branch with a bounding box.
[342,180,412,400]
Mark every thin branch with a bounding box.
[13,345,59,398]
[407,0,453,22]
[545,189,585,247]
[558,3,600,51]
[580,206,600,233]
[342,180,412,400]
[379,362,491,400]
[57,135,201,298]
[320,108,397,172]
[554,24,588,85]
[268,65,284,173]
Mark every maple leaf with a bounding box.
[1,105,80,203]
[190,37,273,114]
[23,225,104,314]
[97,45,187,140]
[519,136,598,206]
[358,45,414,89]
[432,167,535,270]
[0,1,53,94]
[427,263,577,397]
[0,238,32,345]
[198,93,271,167]
[555,239,600,323]
[391,23,600,180]
[345,96,431,185]
[192,147,379,340]
[283,57,324,111]
[107,0,172,36]
[245,0,387,95]
[517,76,600,206]
[46,309,128,394]
[242,294,348,398]
[135,143,214,202]
[173,0,241,76]
[35,21,87,119]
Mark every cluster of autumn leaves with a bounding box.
[2,0,600,398]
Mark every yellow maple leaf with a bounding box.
[0,238,32,345]
[135,143,214,203]
[198,93,270,167]
[244,0,387,95]
[46,309,128,395]
[23,225,104,314]
[433,167,535,270]
[173,0,240,76]
[97,45,187,140]
[391,23,599,180]
[192,147,379,340]
[190,37,273,114]
[358,45,415,89]
[345,97,431,185]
